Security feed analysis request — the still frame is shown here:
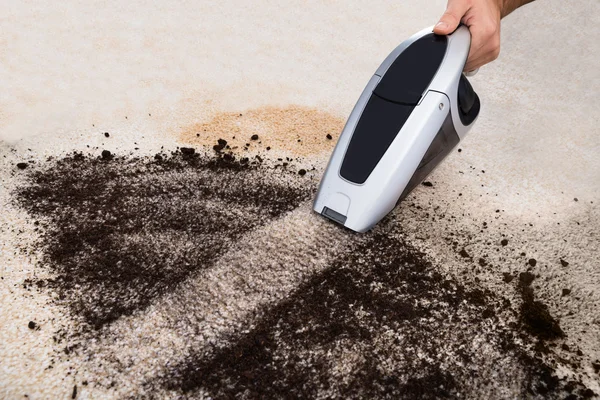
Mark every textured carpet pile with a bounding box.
[2,138,598,398]
[1,0,598,398]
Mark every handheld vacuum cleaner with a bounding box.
[314,25,480,232]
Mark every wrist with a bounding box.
[500,0,534,18]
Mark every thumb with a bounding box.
[434,0,469,35]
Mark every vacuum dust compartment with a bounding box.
[314,25,480,232]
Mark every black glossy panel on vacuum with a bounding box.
[340,95,414,184]
[374,34,448,104]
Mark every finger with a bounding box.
[464,22,500,70]
[465,47,499,71]
[434,0,471,35]
[464,68,479,77]
[464,42,486,71]
[464,39,488,71]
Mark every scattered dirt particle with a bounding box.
[17,163,29,170]
[500,239,508,246]
[562,288,571,297]
[422,181,433,187]
[326,134,332,140]
[104,132,110,138]
[101,150,113,160]
[180,147,196,156]
[459,248,470,258]
[298,169,306,176]
[213,139,227,152]
[251,134,259,141]
[502,272,514,283]
[71,385,77,399]
[28,321,37,330]
[528,258,537,267]
[560,259,569,267]
[519,272,536,287]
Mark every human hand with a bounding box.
[434,0,503,72]
[434,0,535,71]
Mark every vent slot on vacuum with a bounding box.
[322,207,347,225]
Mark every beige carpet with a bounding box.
[1,0,599,398]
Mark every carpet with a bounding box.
[1,1,599,398]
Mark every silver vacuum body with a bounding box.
[314,25,480,233]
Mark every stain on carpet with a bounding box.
[178,105,345,157]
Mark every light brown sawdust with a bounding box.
[178,106,345,157]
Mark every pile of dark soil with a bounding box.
[157,229,594,399]
[12,146,596,399]
[15,147,311,331]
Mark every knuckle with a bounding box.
[443,11,460,24]
[483,24,497,38]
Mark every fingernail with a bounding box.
[435,22,447,30]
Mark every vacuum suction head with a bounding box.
[314,25,480,233]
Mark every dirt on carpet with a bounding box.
[10,138,597,399]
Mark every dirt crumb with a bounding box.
[502,272,514,283]
[101,150,113,160]
[459,248,470,258]
[528,258,537,267]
